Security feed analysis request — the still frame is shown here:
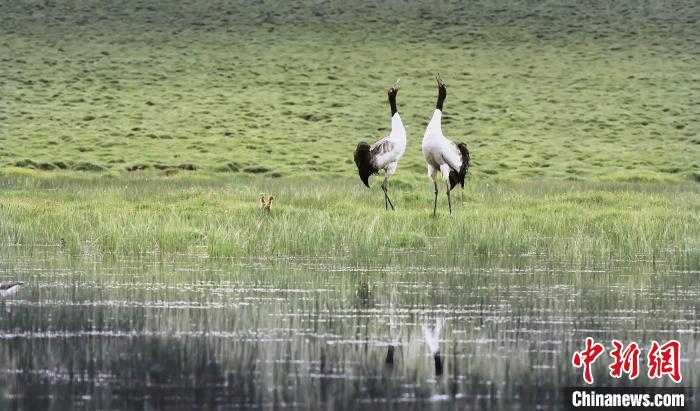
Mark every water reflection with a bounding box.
[0,248,697,410]
[423,317,444,377]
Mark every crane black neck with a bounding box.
[388,93,398,116]
[436,87,446,111]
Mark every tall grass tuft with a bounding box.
[0,174,698,264]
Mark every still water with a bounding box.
[0,248,697,410]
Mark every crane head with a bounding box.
[436,73,446,88]
[388,78,400,95]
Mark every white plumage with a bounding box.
[0,281,24,297]
[354,80,406,210]
[422,110,463,179]
[421,75,470,215]
[369,113,407,175]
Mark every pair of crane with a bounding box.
[354,75,471,215]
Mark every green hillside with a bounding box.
[2,0,698,181]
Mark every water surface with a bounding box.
[0,248,697,410]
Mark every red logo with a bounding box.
[647,340,682,383]
[572,338,682,384]
[609,340,640,380]
[572,337,605,384]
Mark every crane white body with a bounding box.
[422,109,463,183]
[421,75,470,215]
[370,113,406,179]
[354,82,405,210]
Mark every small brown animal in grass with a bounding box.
[263,196,274,212]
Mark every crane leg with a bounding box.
[384,186,388,210]
[445,181,452,214]
[382,179,395,211]
[433,181,439,216]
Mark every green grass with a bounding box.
[0,1,698,261]
[0,171,698,263]
[0,0,698,181]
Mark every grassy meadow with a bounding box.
[0,171,698,263]
[0,0,699,261]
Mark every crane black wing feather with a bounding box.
[448,142,470,190]
[354,142,378,187]
[354,139,395,187]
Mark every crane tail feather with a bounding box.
[354,142,377,187]
[449,143,470,190]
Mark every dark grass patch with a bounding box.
[299,114,329,122]
[14,159,38,169]
[214,162,241,173]
[126,164,150,172]
[127,163,197,172]
[243,166,270,174]
[72,162,104,172]
[690,172,700,183]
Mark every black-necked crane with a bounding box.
[0,281,24,297]
[354,79,406,210]
[421,74,471,215]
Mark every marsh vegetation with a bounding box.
[1,173,698,263]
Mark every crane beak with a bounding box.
[436,73,445,87]
[388,79,400,94]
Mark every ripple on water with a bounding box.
[0,250,698,410]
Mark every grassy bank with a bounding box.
[0,172,697,263]
[1,1,698,263]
